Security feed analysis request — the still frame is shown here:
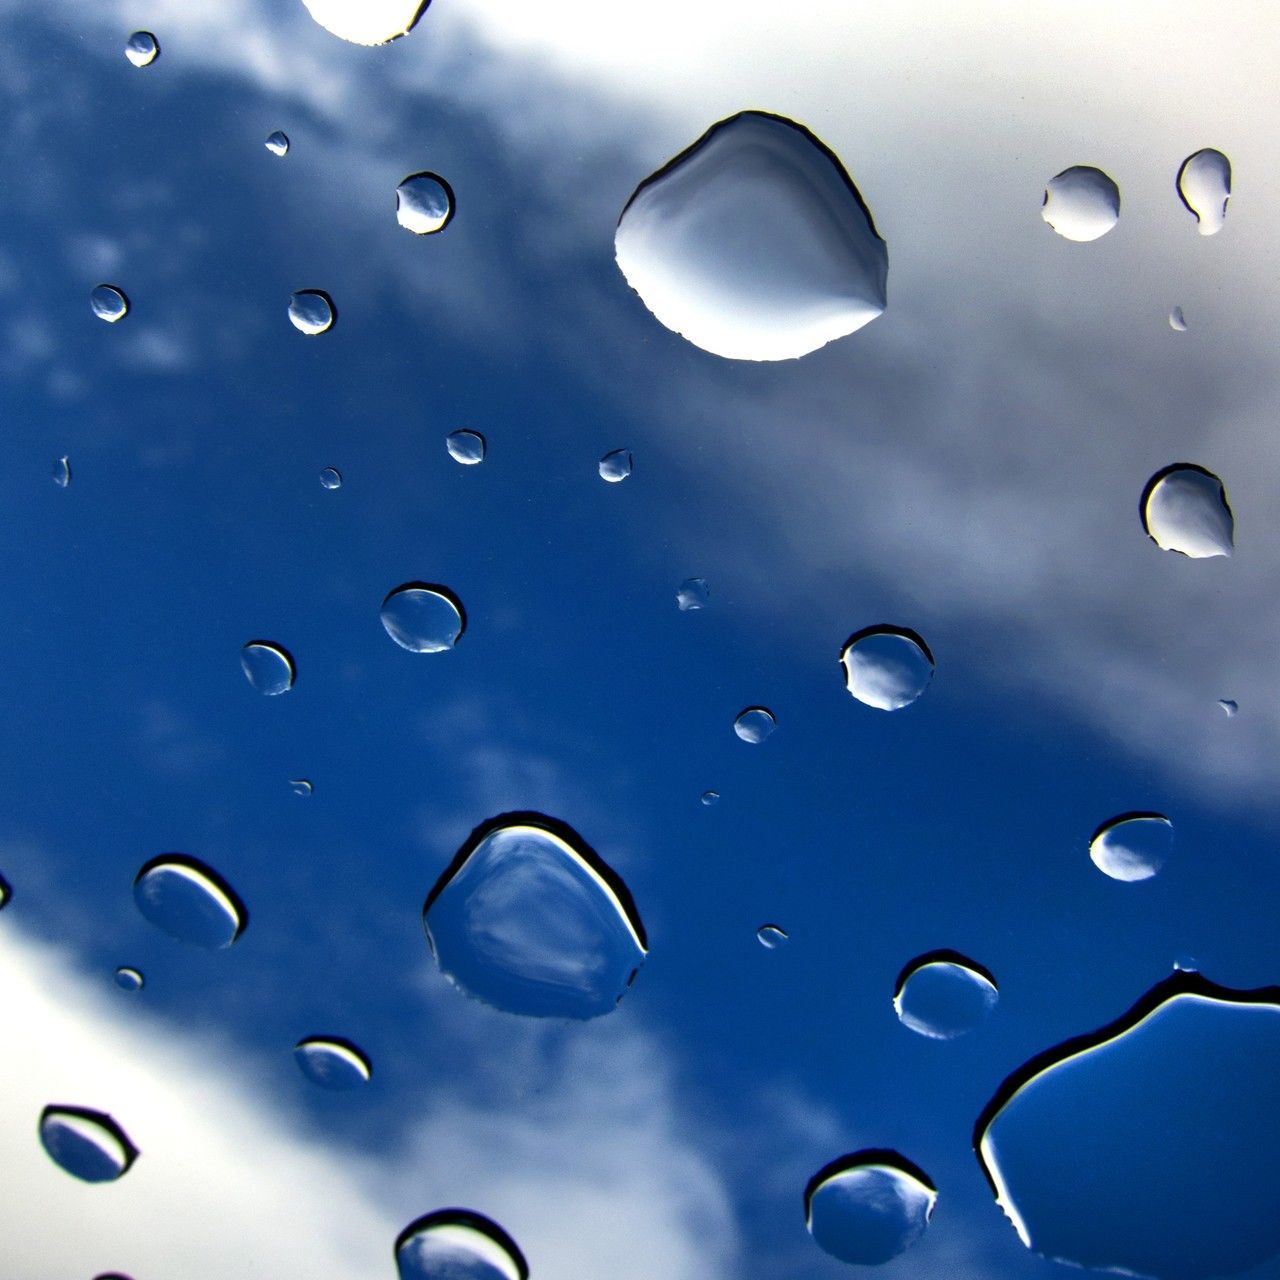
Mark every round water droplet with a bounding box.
[133,854,247,948]
[700,790,720,807]
[733,707,776,744]
[616,110,888,361]
[1089,812,1172,882]
[91,284,129,323]
[1041,166,1120,242]
[893,951,998,1039]
[265,130,290,157]
[380,583,465,653]
[805,1151,937,1266]
[241,641,295,695]
[290,778,314,796]
[396,1210,529,1280]
[676,577,709,611]
[114,966,144,992]
[1177,148,1232,236]
[599,449,633,482]
[423,813,647,1019]
[1141,463,1234,558]
[757,924,788,950]
[396,173,455,235]
[445,430,485,465]
[288,290,335,335]
[52,456,70,488]
[39,1106,138,1183]
[293,1036,372,1090]
[840,626,934,711]
[319,466,342,489]
[124,31,158,67]
[1219,698,1238,717]
[1169,305,1187,332]
[300,0,431,46]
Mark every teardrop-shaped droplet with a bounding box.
[241,641,295,694]
[1177,149,1232,236]
[380,583,465,653]
[757,924,788,950]
[1169,305,1187,331]
[124,31,159,67]
[91,284,129,323]
[290,778,313,796]
[114,966,144,992]
[396,173,455,235]
[616,110,888,361]
[288,290,335,335]
[445,430,485,465]
[1141,464,1233,558]
[133,854,247,948]
[396,1210,529,1280]
[700,790,720,807]
[840,626,934,711]
[1219,698,1238,717]
[733,707,776,744]
[676,578,709,611]
[39,1106,138,1183]
[52,456,71,488]
[975,972,1280,1279]
[300,0,430,46]
[805,1151,937,1266]
[423,813,647,1019]
[293,1036,372,1090]
[319,466,342,489]
[265,130,290,157]
[1089,812,1172,882]
[598,449,633,482]
[894,951,998,1039]
[1041,166,1120,242]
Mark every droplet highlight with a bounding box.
[39,1106,138,1183]
[380,583,465,653]
[445,430,485,465]
[1041,166,1120,242]
[288,290,335,335]
[1177,149,1232,236]
[319,467,342,490]
[396,173,455,235]
[840,626,934,711]
[91,285,129,323]
[1089,812,1172,882]
[700,790,720,807]
[1141,463,1234,558]
[294,1036,372,1090]
[114,966,144,992]
[733,707,776,744]
[894,951,998,1039]
[241,641,295,695]
[676,578,709,611]
[290,778,313,796]
[300,0,431,46]
[598,449,633,483]
[396,1210,529,1280]
[133,854,247,949]
[1219,698,1238,717]
[1169,305,1188,332]
[757,924,788,950]
[124,31,158,67]
[52,456,70,488]
[265,130,290,157]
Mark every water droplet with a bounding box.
[241,641,295,695]
[133,854,247,948]
[1174,955,1200,973]
[616,110,887,361]
[288,290,335,335]
[1089,812,1172,882]
[423,813,647,1019]
[396,173,455,235]
[975,972,1280,1279]
[700,790,720,807]
[1169,305,1187,331]
[599,449,633,482]
[319,466,342,489]
[124,31,158,67]
[52,456,70,488]
[894,951,998,1039]
[290,778,313,796]
[840,626,935,711]
[1041,166,1120,242]
[90,284,129,323]
[300,0,431,46]
[114,966,144,992]
[0,872,10,909]
[293,1036,372,1089]
[1219,698,1238,717]
[1141,464,1234,558]
[446,430,485,465]
[676,577,709,611]
[805,1151,937,1266]
[396,1210,529,1280]
[1177,149,1232,236]
[757,924,788,950]
[39,1106,138,1183]
[733,707,776,744]
[380,583,465,653]
[265,131,290,157]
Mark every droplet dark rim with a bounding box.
[294,1034,374,1080]
[397,171,457,234]
[892,948,997,1001]
[1176,148,1232,224]
[1088,810,1172,847]
[40,1104,140,1176]
[803,1149,937,1222]
[1138,462,1232,547]
[133,853,249,944]
[92,284,130,312]
[394,1208,529,1280]
[367,0,432,43]
[839,623,936,667]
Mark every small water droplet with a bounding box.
[0,872,10,910]
[1041,166,1120,241]
[599,449,633,482]
[757,924,788,949]
[446,430,485,465]
[1219,698,1238,717]
[114,966,144,992]
[396,172,455,235]
[293,1036,372,1089]
[1173,955,1199,973]
[300,0,431,46]
[733,706,776,744]
[380,583,465,653]
[1141,463,1234,558]
[840,626,934,711]
[676,577,709,611]
[396,1210,529,1280]
[319,466,342,489]
[265,130,290,157]
[805,1151,937,1266]
[39,1106,138,1183]
[1177,149,1232,236]
[894,951,998,1039]
[290,778,314,796]
[1169,305,1187,331]
[133,854,247,948]
[700,790,720,807]
[241,641,295,695]
[91,284,129,323]
[288,290,335,335]
[124,31,159,67]
[52,456,70,488]
[1089,812,1172,882]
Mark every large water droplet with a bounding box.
[1041,166,1120,242]
[39,1106,138,1183]
[840,626,934,711]
[380,583,465,653]
[265,131,290,157]
[288,290,335,335]
[975,972,1280,1279]
[124,31,159,67]
[396,173,455,235]
[616,110,887,361]
[894,951,998,1039]
[396,1210,528,1280]
[52,456,71,488]
[91,285,129,323]
[423,813,647,1019]
[598,449,633,482]
[293,1036,372,1090]
[1169,305,1187,332]
[757,924,788,950]
[241,641,295,695]
[133,855,247,948]
[676,578,709,611]
[1219,698,1238,717]
[805,1151,937,1266]
[733,707,777,744]
[1177,149,1232,236]
[319,467,342,490]
[114,966,144,992]
[1089,812,1172,882]
[1141,464,1234,558]
[300,0,430,46]
[445,430,485,465]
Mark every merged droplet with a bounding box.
[52,456,71,488]
[133,855,247,948]
[1141,464,1233,558]
[1219,698,1239,717]
[1089,812,1172,882]
[700,790,720,807]
[1169,305,1187,332]
[676,578,709,611]
[114,966,144,992]
[894,951,998,1039]
[396,173,455,235]
[288,290,335,335]
[733,707,776,744]
[124,31,159,67]
[1177,149,1232,236]
[445,430,485,465]
[300,0,431,46]
[241,641,295,695]
[423,813,647,1019]
[91,284,129,323]
[380,583,465,653]
[290,778,314,796]
[805,1151,937,1266]
[598,449,633,483]
[757,924,788,950]
[293,1036,372,1090]
[840,626,934,711]
[975,972,1280,1279]
[39,1106,138,1183]
[319,467,342,490]
[1041,166,1120,242]
[265,131,290,157]
[616,110,888,361]
[395,1210,528,1280]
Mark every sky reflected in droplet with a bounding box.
[241,641,296,695]
[396,172,455,235]
[805,1151,936,1266]
[1141,464,1234,558]
[288,289,335,335]
[1177,148,1232,236]
[39,1105,138,1183]
[396,1210,528,1280]
[1089,812,1172,882]
[133,855,247,949]
[380,583,465,653]
[293,1036,372,1090]
[1041,166,1120,242]
[894,951,998,1039]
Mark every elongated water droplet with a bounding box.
[1141,464,1233,558]
[52,456,70,488]
[445,430,485,465]
[1219,698,1238,717]
[840,626,934,711]
[265,131,290,157]
[616,111,887,361]
[397,173,455,235]
[1041,166,1120,242]
[319,466,342,489]
[598,449,633,482]
[1089,812,1172,882]
[91,284,129,323]
[733,707,776,744]
[290,778,313,796]
[1169,305,1187,331]
[381,583,465,653]
[133,854,247,948]
[676,578,709,611]
[294,1036,372,1089]
[757,924,788,950]
[300,0,430,46]
[241,641,295,694]
[894,951,998,1039]
[114,966,144,992]
[805,1151,937,1266]
[1177,149,1232,236]
[288,290,335,335]
[396,1210,528,1280]
[124,31,158,67]
[39,1106,138,1183]
[423,813,647,1019]
[700,790,720,807]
